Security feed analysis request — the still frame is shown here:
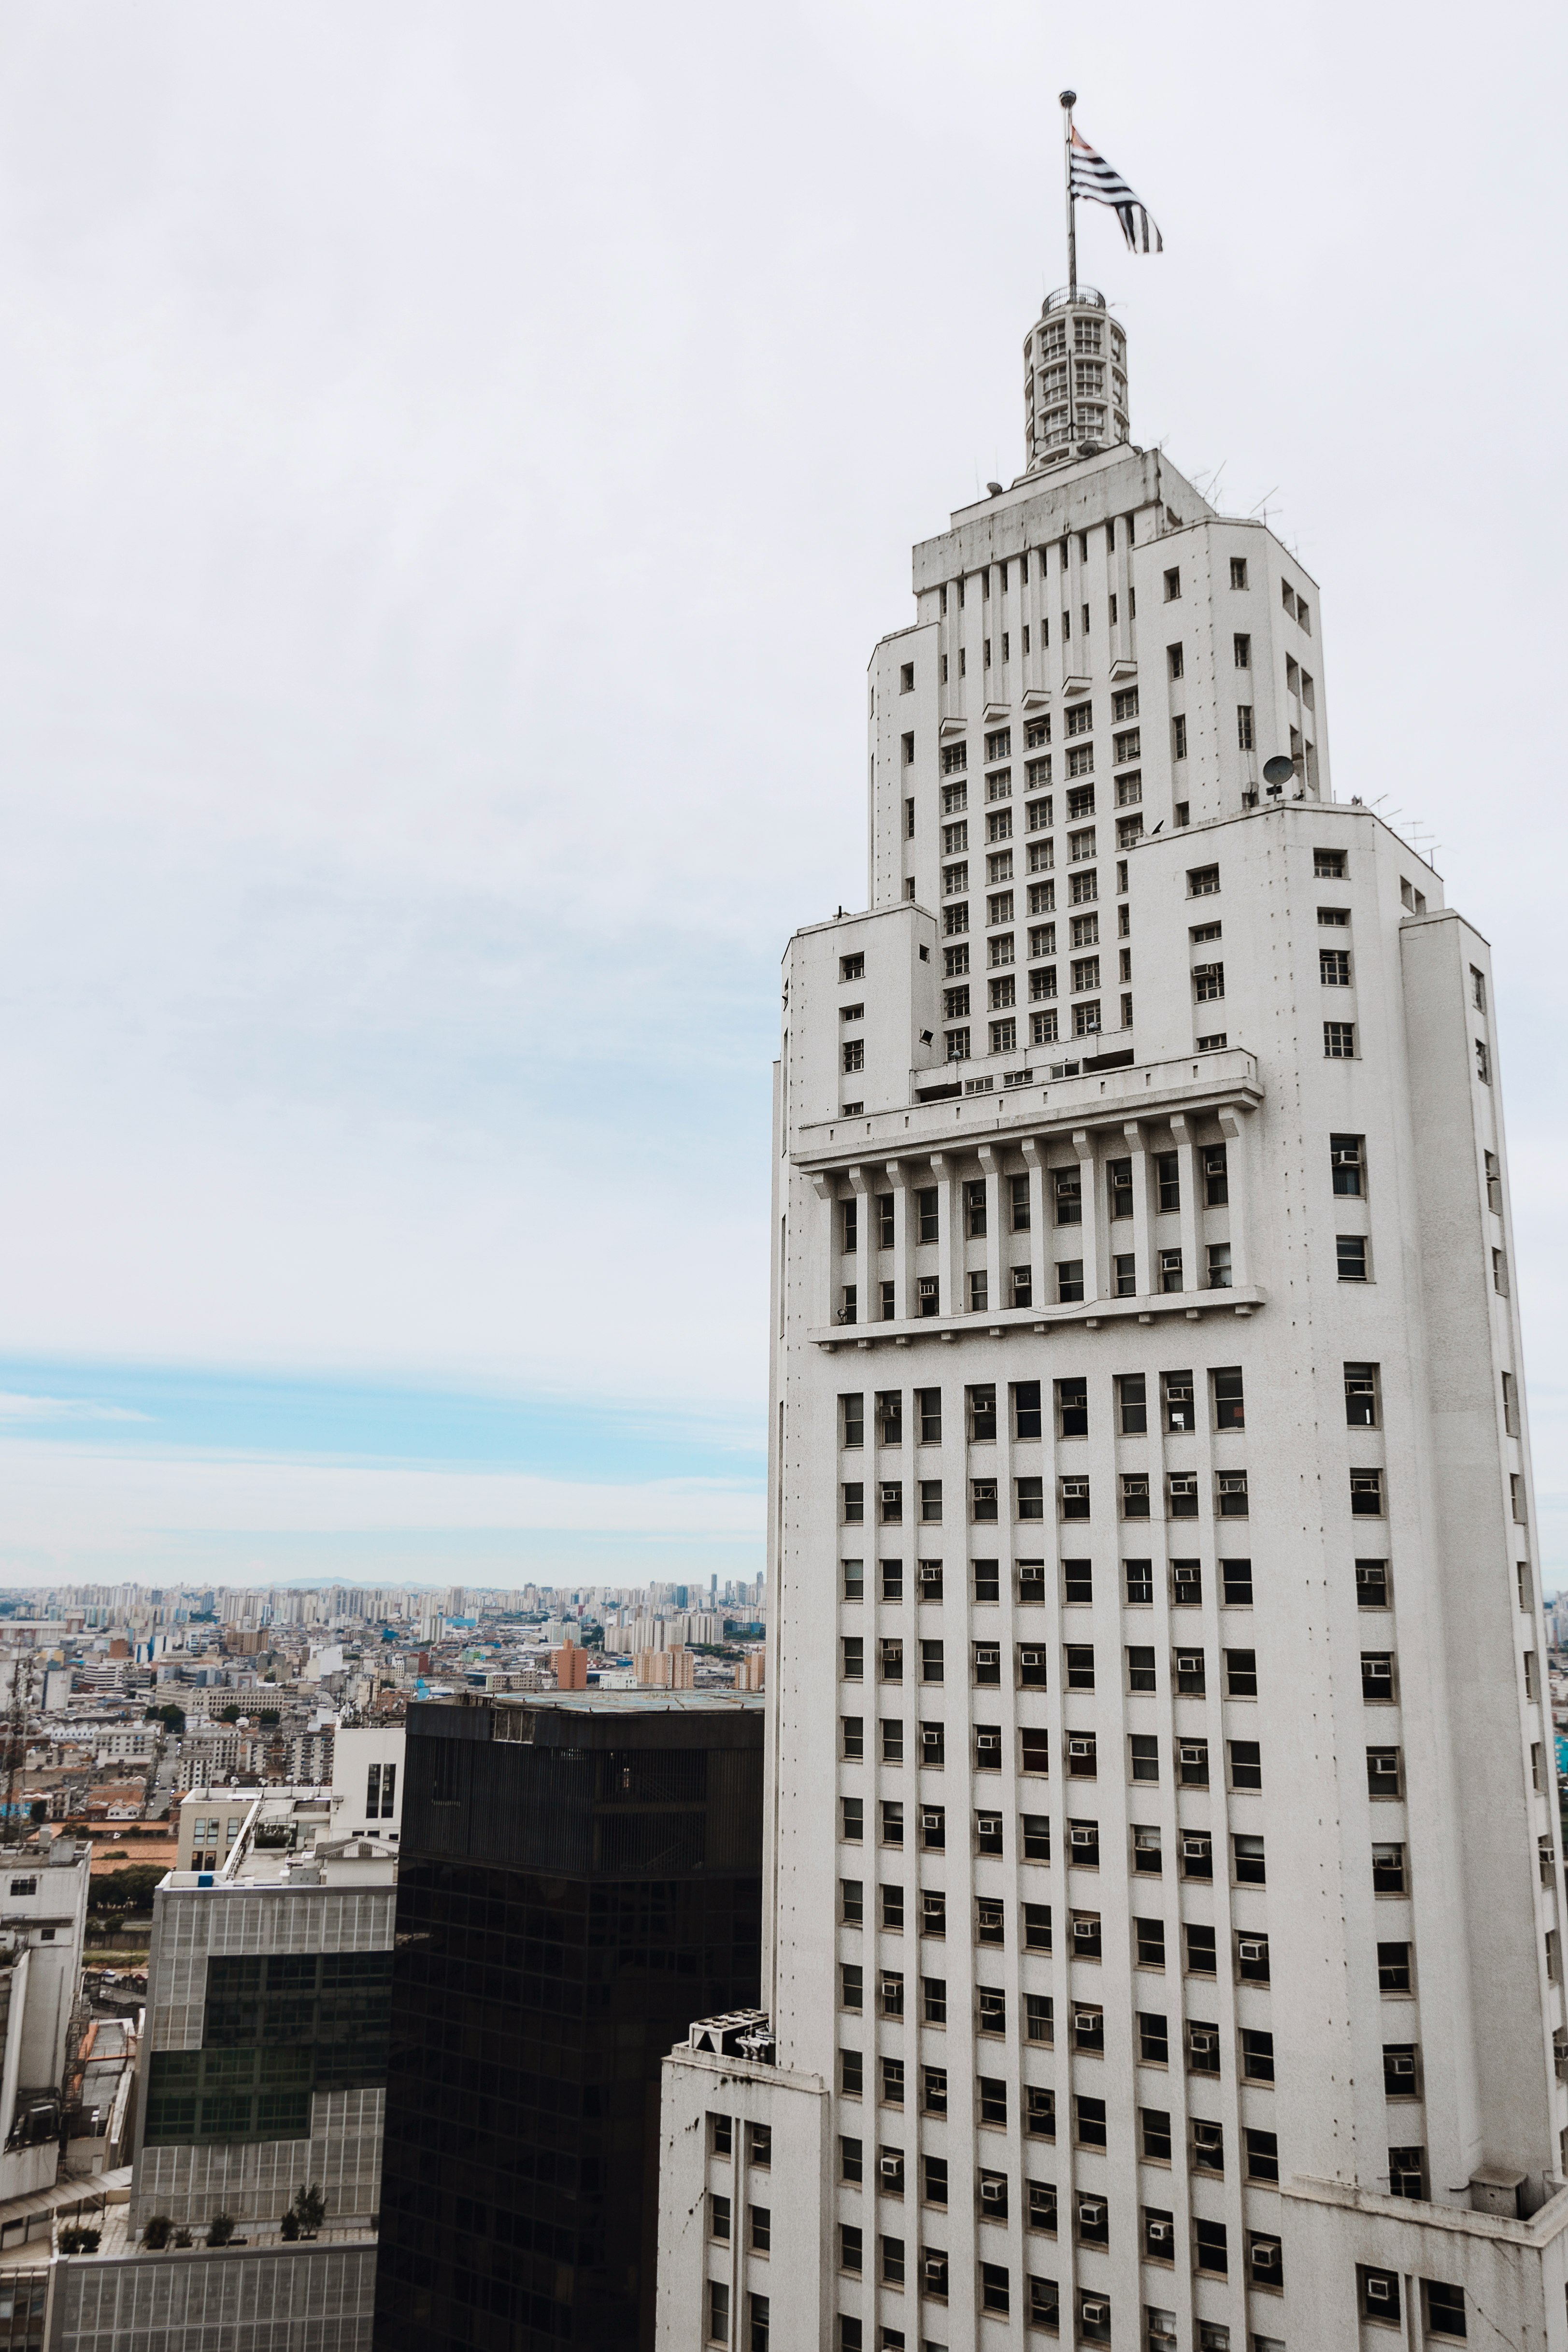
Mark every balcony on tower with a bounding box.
[1025,286,1130,474]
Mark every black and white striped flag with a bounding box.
[1069,126,1163,254]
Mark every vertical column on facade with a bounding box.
[1168,1113,1201,1299]
[846,1166,872,1336]
[929,1153,961,1325]
[1073,1127,1101,1306]
[1020,1137,1048,1316]
[1122,1120,1150,1302]
[1216,1105,1252,1293]
[884,1161,911,1325]
[977,1144,1005,1319]
[810,1173,837,1329]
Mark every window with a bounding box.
[1330,1132,1364,1196]
[1228,1740,1262,1790]
[1121,1473,1150,1519]
[1167,1472,1198,1520]
[1351,1468,1385,1517]
[1321,946,1353,989]
[707,2281,731,2343]
[1337,1234,1368,1283]
[1503,1369,1520,1434]
[1193,961,1224,1003]
[1383,2044,1419,2097]
[1357,1559,1390,1609]
[1129,1734,1159,1784]
[1241,2028,1274,2083]
[1194,2220,1227,2276]
[1163,567,1181,600]
[1203,1369,1245,1437]
[1217,1469,1248,1518]
[1367,1746,1401,1798]
[1237,1930,1270,1984]
[843,1040,864,1073]
[1372,1842,1406,1892]
[1324,1020,1355,1058]
[1249,2233,1284,2293]
[1360,2267,1401,2324]
[1313,847,1346,878]
[1485,1150,1503,1212]
[1172,714,1187,760]
[1423,2282,1466,2340]
[1237,704,1254,750]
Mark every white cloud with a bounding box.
[0,1,1559,1568]
[0,1438,764,1556]
[0,1394,150,1425]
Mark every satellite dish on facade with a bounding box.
[1262,755,1294,786]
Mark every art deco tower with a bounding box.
[656,271,1567,2352]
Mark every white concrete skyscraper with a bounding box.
[656,258,1566,2352]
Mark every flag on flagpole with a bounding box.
[1069,125,1163,254]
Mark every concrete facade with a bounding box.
[656,289,1567,2351]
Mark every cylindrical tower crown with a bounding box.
[1024,285,1129,473]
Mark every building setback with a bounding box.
[655,279,1568,2348]
[373,1691,764,2352]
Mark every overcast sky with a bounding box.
[0,0,1563,1586]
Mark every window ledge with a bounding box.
[814,1285,1266,1351]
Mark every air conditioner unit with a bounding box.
[1082,2300,1108,2323]
[981,2179,1005,2205]
[879,2154,901,2180]
[923,2256,947,2284]
[1179,1743,1205,1764]
[1069,1737,1093,1756]
[1367,2278,1393,2304]
[1071,1825,1095,1846]
[1148,2220,1173,2243]
[922,1810,943,1830]
[1078,2200,1104,2225]
[977,1733,1001,1753]
[1251,2243,1278,2273]
[1182,1834,1209,1855]
[1239,1939,1265,1962]
[1072,1920,1097,1939]
[1073,2010,1100,2034]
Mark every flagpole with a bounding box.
[1060,89,1077,299]
[1060,89,1077,447]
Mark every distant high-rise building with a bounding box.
[374,1690,764,2352]
[656,257,1562,2349]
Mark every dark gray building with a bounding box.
[373,1690,764,2352]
